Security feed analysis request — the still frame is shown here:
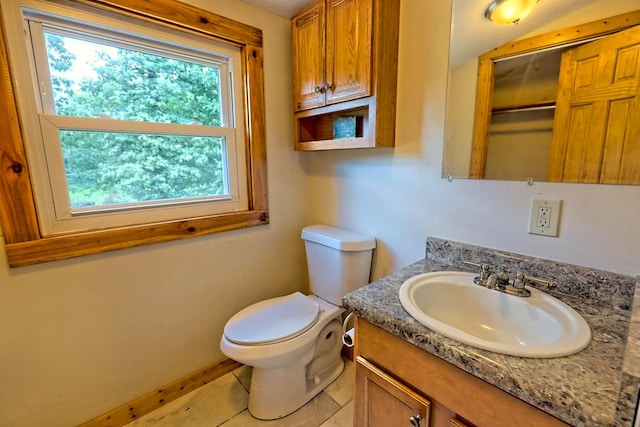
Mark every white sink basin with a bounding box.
[399,271,591,358]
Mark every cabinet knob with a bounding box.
[409,414,422,427]
[314,84,332,94]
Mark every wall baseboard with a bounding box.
[79,357,242,427]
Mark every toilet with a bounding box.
[220,224,376,420]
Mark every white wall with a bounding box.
[305,0,640,280]
[0,1,308,426]
[1,1,639,426]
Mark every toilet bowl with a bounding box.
[220,294,344,419]
[220,225,376,420]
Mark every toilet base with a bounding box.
[248,356,344,420]
[247,319,345,420]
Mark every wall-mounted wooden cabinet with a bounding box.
[291,0,399,151]
[292,0,371,112]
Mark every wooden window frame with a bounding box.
[0,0,268,267]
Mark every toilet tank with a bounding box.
[301,225,376,305]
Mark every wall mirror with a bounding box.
[443,0,640,184]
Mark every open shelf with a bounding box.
[294,97,386,151]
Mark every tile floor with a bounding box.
[124,358,354,427]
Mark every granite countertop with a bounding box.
[343,238,639,427]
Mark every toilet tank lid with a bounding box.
[301,225,376,251]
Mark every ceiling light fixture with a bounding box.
[485,0,539,25]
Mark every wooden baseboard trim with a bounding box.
[79,357,242,427]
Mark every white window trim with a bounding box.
[3,0,248,236]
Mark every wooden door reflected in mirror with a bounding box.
[444,1,640,185]
[548,25,640,184]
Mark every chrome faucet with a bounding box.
[490,265,511,289]
[464,261,555,297]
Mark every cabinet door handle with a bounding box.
[409,414,422,427]
[323,83,332,93]
[314,86,322,94]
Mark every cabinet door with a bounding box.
[325,0,372,105]
[292,1,326,111]
[355,356,430,427]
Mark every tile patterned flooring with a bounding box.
[124,359,354,427]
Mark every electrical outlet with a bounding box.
[529,199,561,237]
[537,206,551,228]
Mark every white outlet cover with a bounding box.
[529,199,562,237]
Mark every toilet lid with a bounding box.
[224,292,320,345]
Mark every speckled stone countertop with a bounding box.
[343,237,639,427]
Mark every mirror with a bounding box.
[443,0,640,184]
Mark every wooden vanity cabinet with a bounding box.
[355,356,431,426]
[291,0,399,151]
[450,418,473,427]
[354,317,570,427]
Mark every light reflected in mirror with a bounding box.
[443,0,640,184]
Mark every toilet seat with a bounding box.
[224,292,320,345]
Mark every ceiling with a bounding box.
[450,0,604,67]
[240,0,315,18]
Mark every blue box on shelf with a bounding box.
[333,116,357,139]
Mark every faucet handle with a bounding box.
[513,272,527,290]
[524,274,555,289]
[463,261,490,285]
[479,263,490,277]
[463,260,482,267]
[514,272,556,289]
[463,261,490,274]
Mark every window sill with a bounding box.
[5,210,269,267]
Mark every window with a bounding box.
[0,0,268,266]
[24,7,248,234]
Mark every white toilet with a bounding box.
[220,224,376,420]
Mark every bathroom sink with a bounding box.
[399,271,591,358]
